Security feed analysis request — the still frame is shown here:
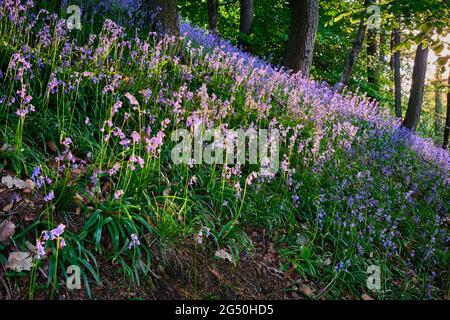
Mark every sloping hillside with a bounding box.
[0,1,448,299]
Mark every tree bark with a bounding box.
[143,0,180,36]
[389,32,394,72]
[283,0,319,77]
[392,28,402,118]
[443,73,450,149]
[378,30,386,70]
[334,0,374,92]
[402,43,429,131]
[367,28,378,84]
[240,0,254,35]
[434,67,443,134]
[374,29,386,82]
[208,0,219,34]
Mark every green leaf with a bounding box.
[433,43,445,55]
[77,257,101,284]
[333,12,347,23]
[414,33,425,45]
[436,56,449,66]
[420,23,432,34]
[392,42,403,52]
[404,41,411,51]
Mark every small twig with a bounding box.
[39,267,48,279]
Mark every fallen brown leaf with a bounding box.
[25,179,35,190]
[102,182,110,194]
[2,203,13,212]
[298,285,314,298]
[0,221,16,245]
[71,168,82,179]
[47,141,57,153]
[6,252,33,272]
[73,193,84,205]
[1,176,27,189]
[283,264,297,280]
[362,293,374,300]
[215,249,234,263]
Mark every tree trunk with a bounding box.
[208,0,219,33]
[402,43,429,131]
[378,30,386,69]
[434,67,443,134]
[283,0,320,77]
[443,73,450,149]
[375,29,386,80]
[392,28,402,118]
[334,0,374,92]
[367,28,378,84]
[239,0,254,47]
[143,0,180,36]
[389,32,394,72]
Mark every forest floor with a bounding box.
[1,183,305,300]
[0,169,360,300]
[0,175,290,300]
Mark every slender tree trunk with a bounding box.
[367,28,378,84]
[443,73,450,149]
[208,0,219,33]
[283,0,320,76]
[392,28,402,118]
[378,30,386,69]
[389,32,394,72]
[434,67,443,134]
[240,0,254,38]
[402,43,429,131]
[375,29,386,81]
[334,0,374,92]
[143,0,180,36]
